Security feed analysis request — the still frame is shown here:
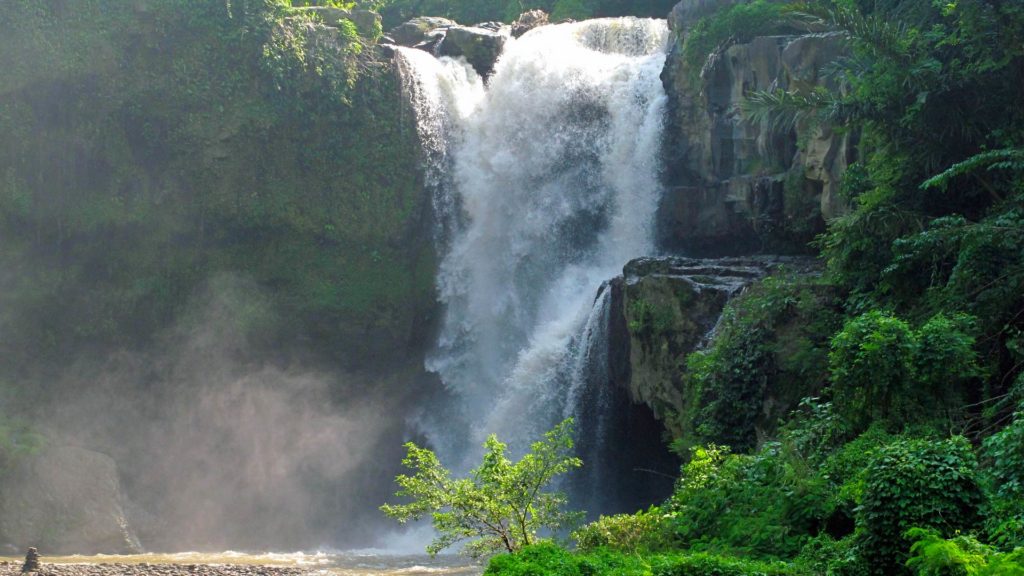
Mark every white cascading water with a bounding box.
[396,18,669,478]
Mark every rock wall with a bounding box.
[0,446,141,554]
[658,0,856,255]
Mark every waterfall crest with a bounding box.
[398,17,670,502]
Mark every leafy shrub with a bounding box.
[796,534,870,576]
[484,542,581,576]
[0,415,44,475]
[651,552,800,576]
[828,311,980,432]
[828,310,917,430]
[666,443,833,559]
[486,545,805,576]
[859,437,984,575]
[980,405,1024,550]
[573,507,670,553]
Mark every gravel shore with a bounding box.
[0,561,322,576]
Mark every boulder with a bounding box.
[0,446,142,554]
[512,10,549,38]
[389,16,457,47]
[438,25,509,78]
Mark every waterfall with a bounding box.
[397,18,670,508]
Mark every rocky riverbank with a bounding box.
[0,562,320,576]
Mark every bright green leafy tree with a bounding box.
[381,419,584,558]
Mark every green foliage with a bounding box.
[665,443,833,559]
[980,406,1024,550]
[628,298,676,345]
[485,542,584,576]
[484,544,803,576]
[905,528,1024,576]
[680,1,791,85]
[828,310,980,432]
[685,276,837,452]
[859,437,984,575]
[381,419,583,558]
[828,310,917,429]
[572,507,671,554]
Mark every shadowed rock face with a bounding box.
[659,0,855,255]
[0,446,141,554]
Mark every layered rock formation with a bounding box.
[658,1,855,255]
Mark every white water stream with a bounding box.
[396,18,669,476]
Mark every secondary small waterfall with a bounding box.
[396,17,671,514]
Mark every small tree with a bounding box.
[381,419,584,558]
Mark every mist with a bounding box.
[35,274,427,551]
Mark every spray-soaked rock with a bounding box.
[0,446,141,554]
[512,10,549,38]
[388,17,456,47]
[438,25,508,77]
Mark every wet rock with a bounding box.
[388,16,457,47]
[0,446,141,554]
[512,10,549,38]
[438,25,509,78]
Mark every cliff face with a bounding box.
[614,0,853,446]
[658,0,855,255]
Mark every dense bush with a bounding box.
[858,438,984,575]
[484,544,804,576]
[572,507,670,553]
[980,406,1024,550]
[828,311,980,432]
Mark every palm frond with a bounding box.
[741,84,845,135]
[921,148,1024,191]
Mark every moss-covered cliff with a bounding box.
[0,0,435,378]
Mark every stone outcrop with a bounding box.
[0,446,141,554]
[606,256,822,437]
[388,16,457,47]
[659,0,855,255]
[512,10,550,38]
[438,25,509,77]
